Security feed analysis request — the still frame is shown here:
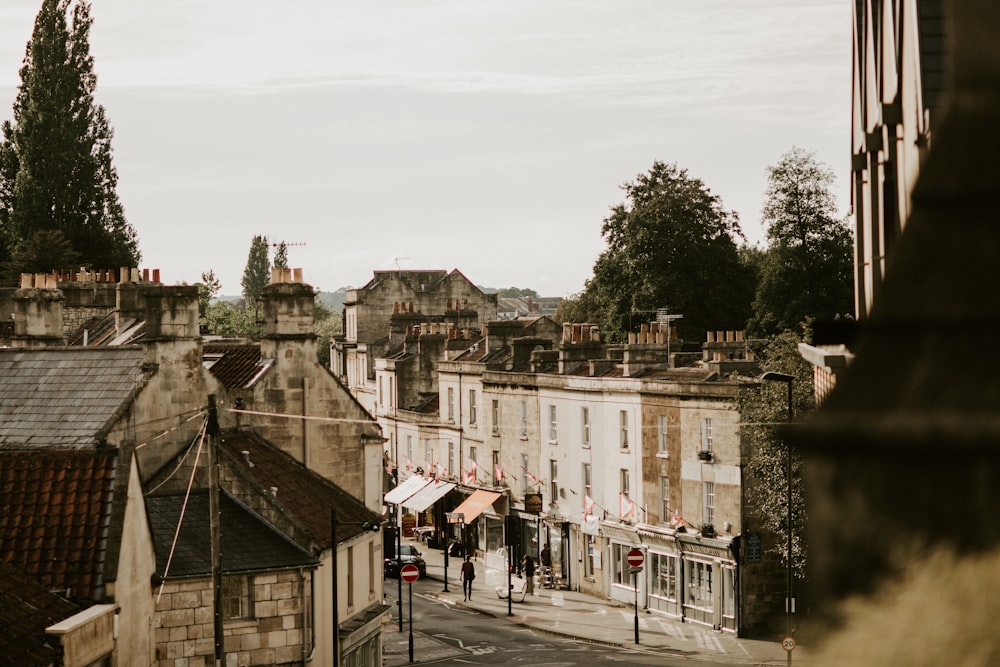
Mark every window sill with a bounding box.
[547,440,558,446]
[224,618,258,629]
[656,452,669,459]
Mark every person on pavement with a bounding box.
[540,543,552,569]
[461,555,475,600]
[523,554,536,596]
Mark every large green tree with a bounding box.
[749,148,853,337]
[580,161,756,342]
[0,0,139,283]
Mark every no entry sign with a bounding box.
[400,563,420,583]
[626,548,644,568]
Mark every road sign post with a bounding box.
[401,564,420,662]
[626,548,644,644]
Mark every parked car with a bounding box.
[384,544,427,579]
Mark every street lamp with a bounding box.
[761,371,794,666]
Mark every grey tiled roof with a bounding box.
[146,491,317,577]
[0,348,148,448]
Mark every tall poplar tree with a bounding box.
[241,235,270,305]
[0,0,139,284]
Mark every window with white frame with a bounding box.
[548,405,558,442]
[520,400,528,438]
[469,389,477,425]
[581,407,591,447]
[347,545,355,607]
[423,439,431,470]
[650,552,679,601]
[585,534,596,577]
[685,560,713,609]
[550,459,558,503]
[658,414,668,455]
[448,442,455,478]
[703,481,715,526]
[619,410,629,449]
[406,435,412,466]
[491,399,500,435]
[701,417,713,453]
[447,387,455,422]
[521,454,529,494]
[582,463,592,506]
[620,468,630,497]
[660,476,670,523]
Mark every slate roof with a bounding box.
[0,348,148,449]
[0,560,80,667]
[203,343,270,389]
[220,431,381,550]
[0,449,118,602]
[146,491,316,578]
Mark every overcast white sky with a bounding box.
[0,0,850,297]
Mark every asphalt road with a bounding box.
[384,577,736,666]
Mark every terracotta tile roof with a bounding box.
[0,449,117,602]
[203,343,270,389]
[0,348,148,449]
[220,432,380,550]
[0,560,80,666]
[146,490,316,578]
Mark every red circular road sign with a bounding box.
[626,548,644,568]
[400,563,420,583]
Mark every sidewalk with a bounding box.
[383,537,797,666]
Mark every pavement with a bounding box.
[383,537,798,666]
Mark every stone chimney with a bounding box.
[262,268,315,340]
[10,273,66,347]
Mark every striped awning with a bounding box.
[384,474,431,505]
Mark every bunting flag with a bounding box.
[619,493,636,520]
[521,466,539,483]
[463,460,478,485]
[494,463,504,482]
[669,510,686,529]
[583,494,596,519]
[405,458,413,472]
[436,465,448,481]
[386,460,396,474]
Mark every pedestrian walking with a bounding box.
[523,554,536,596]
[461,555,475,600]
[540,543,552,569]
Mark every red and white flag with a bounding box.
[583,494,596,519]
[404,458,413,472]
[494,463,505,483]
[619,493,636,520]
[463,460,478,485]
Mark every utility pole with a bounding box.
[207,395,224,666]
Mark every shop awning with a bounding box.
[403,480,456,512]
[448,489,502,524]
[384,474,431,505]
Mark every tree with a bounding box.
[496,286,539,299]
[272,241,288,269]
[196,269,221,322]
[740,330,814,581]
[241,235,270,305]
[0,229,80,284]
[314,299,342,368]
[0,0,139,283]
[749,148,853,337]
[580,161,756,342]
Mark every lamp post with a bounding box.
[761,371,794,666]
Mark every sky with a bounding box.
[0,0,851,298]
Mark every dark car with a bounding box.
[384,544,427,579]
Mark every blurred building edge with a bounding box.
[794,0,1000,640]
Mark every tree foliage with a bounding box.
[579,161,756,342]
[0,0,139,284]
[272,241,288,269]
[241,235,270,305]
[740,330,815,580]
[196,269,221,322]
[496,286,539,299]
[750,148,853,337]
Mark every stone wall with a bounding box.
[153,570,309,667]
